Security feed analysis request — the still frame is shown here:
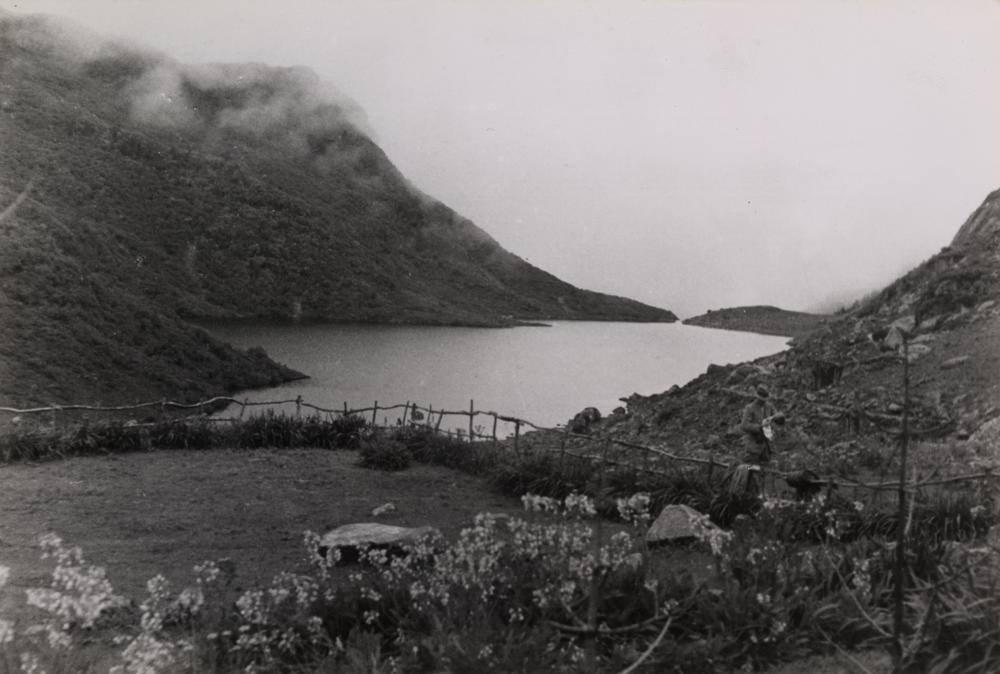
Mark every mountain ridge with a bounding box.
[0,14,675,406]
[581,187,1000,460]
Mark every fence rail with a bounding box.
[2,393,996,496]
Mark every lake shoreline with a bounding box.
[203,321,789,433]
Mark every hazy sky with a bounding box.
[6,0,1000,316]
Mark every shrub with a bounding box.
[358,437,412,471]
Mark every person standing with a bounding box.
[740,385,784,465]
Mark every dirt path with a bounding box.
[0,448,526,620]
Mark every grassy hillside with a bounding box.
[0,14,675,405]
[589,186,1000,456]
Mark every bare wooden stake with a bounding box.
[892,336,911,672]
[372,401,378,427]
[492,413,498,447]
[469,400,475,444]
[514,420,521,454]
[401,401,410,427]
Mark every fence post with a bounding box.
[372,401,378,428]
[892,335,911,671]
[492,413,498,448]
[514,420,521,455]
[239,398,247,421]
[468,400,474,444]
[427,405,433,430]
[402,401,410,427]
[586,439,612,667]
[343,401,348,418]
[435,409,444,434]
[559,429,568,477]
[295,395,302,418]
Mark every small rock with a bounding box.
[646,504,717,545]
[667,385,682,396]
[906,343,933,362]
[977,299,996,314]
[942,356,970,370]
[917,315,943,332]
[371,503,397,517]
[805,392,817,402]
[884,326,906,350]
[612,406,627,416]
[706,363,726,375]
[890,314,916,332]
[726,364,757,384]
[887,403,903,414]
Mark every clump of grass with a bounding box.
[358,436,412,472]
[0,412,370,462]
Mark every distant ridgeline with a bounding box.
[683,306,829,338]
[0,14,675,406]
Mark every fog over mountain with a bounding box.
[7,0,997,317]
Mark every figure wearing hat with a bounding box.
[740,385,785,464]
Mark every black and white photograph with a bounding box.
[0,1,998,671]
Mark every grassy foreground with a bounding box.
[0,414,997,672]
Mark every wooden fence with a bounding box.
[1,394,996,498]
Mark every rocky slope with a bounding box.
[0,14,675,406]
[586,188,1000,472]
[683,305,829,338]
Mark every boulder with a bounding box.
[906,343,933,362]
[569,406,602,433]
[646,504,717,545]
[319,523,440,564]
[726,364,758,385]
[884,326,906,351]
[706,363,726,375]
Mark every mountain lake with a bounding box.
[205,321,790,436]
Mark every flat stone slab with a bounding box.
[320,523,439,551]
[646,504,717,545]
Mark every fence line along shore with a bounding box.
[1,394,996,496]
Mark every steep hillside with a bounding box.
[683,305,829,338]
[586,188,1000,468]
[0,14,675,406]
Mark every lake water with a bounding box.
[206,322,789,435]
